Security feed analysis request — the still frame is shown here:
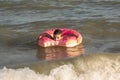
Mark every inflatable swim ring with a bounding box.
[38,28,82,47]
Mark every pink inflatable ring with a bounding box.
[38,28,82,47]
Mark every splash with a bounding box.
[0,59,120,80]
[0,53,120,80]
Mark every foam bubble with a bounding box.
[0,63,120,80]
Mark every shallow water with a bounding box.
[0,53,120,80]
[0,0,120,80]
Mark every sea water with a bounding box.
[0,53,120,80]
[0,0,120,80]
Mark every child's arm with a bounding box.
[39,33,54,40]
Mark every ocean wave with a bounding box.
[0,53,120,80]
[0,64,119,80]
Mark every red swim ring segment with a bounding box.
[38,28,82,47]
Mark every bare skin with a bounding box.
[53,34,63,40]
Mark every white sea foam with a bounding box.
[0,63,120,80]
